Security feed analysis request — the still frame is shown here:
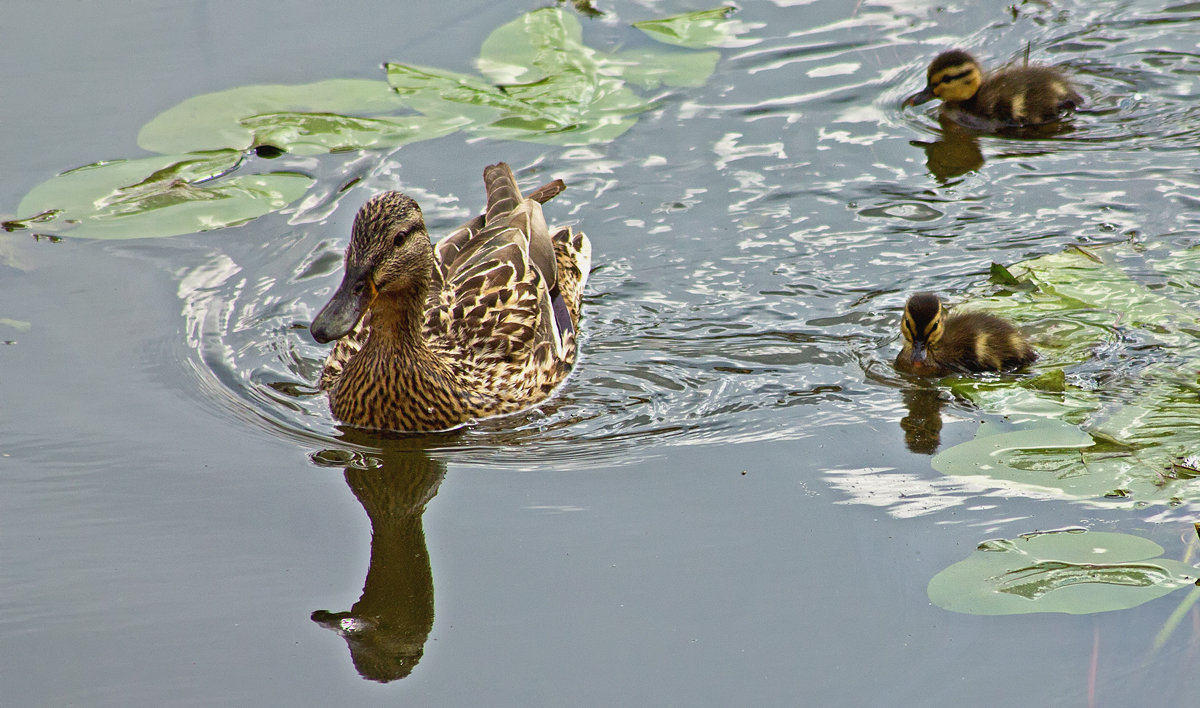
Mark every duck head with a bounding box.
[903,50,983,107]
[900,292,945,368]
[311,192,434,344]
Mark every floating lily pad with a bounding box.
[137,79,421,154]
[932,419,1095,495]
[387,7,721,145]
[607,47,721,90]
[13,7,734,240]
[932,242,1200,507]
[633,7,742,49]
[238,112,464,154]
[387,61,642,145]
[929,529,1197,615]
[989,261,1037,291]
[16,151,312,239]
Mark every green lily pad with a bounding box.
[238,112,464,154]
[989,261,1037,291]
[633,7,742,49]
[10,6,733,240]
[387,61,642,145]
[931,242,1200,507]
[929,529,1197,615]
[16,151,312,239]
[607,47,721,90]
[932,420,1095,495]
[137,79,417,154]
[387,7,721,145]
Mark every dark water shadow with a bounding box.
[309,431,449,683]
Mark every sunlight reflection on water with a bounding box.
[174,0,1200,513]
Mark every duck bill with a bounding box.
[902,87,935,108]
[310,267,376,344]
[909,341,928,365]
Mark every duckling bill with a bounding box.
[310,162,591,432]
[903,49,1082,129]
[896,292,1036,376]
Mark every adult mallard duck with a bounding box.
[310,162,591,432]
[896,292,1036,376]
[903,49,1082,130]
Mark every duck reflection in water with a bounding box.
[899,387,946,455]
[310,432,446,682]
[909,116,985,182]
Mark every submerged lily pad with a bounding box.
[928,529,1197,615]
[16,151,312,239]
[932,242,1200,507]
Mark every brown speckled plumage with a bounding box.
[310,163,591,432]
[895,292,1036,376]
[903,49,1082,130]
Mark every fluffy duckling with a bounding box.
[896,292,1037,376]
[903,49,1082,130]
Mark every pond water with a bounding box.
[3,0,1199,705]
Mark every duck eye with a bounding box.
[393,225,410,246]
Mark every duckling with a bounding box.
[310,162,591,432]
[903,49,1082,130]
[896,292,1036,376]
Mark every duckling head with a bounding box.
[311,192,434,343]
[900,292,945,369]
[903,50,983,107]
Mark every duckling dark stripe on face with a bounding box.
[932,65,976,86]
[923,317,941,339]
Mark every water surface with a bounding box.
[2,0,1199,705]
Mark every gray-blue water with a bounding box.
[2,0,1198,705]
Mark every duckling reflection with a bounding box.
[899,387,946,455]
[910,116,985,182]
[903,49,1083,131]
[310,433,445,683]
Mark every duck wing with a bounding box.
[429,163,561,367]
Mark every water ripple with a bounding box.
[172,0,1200,495]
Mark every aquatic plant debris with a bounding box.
[928,528,1197,615]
